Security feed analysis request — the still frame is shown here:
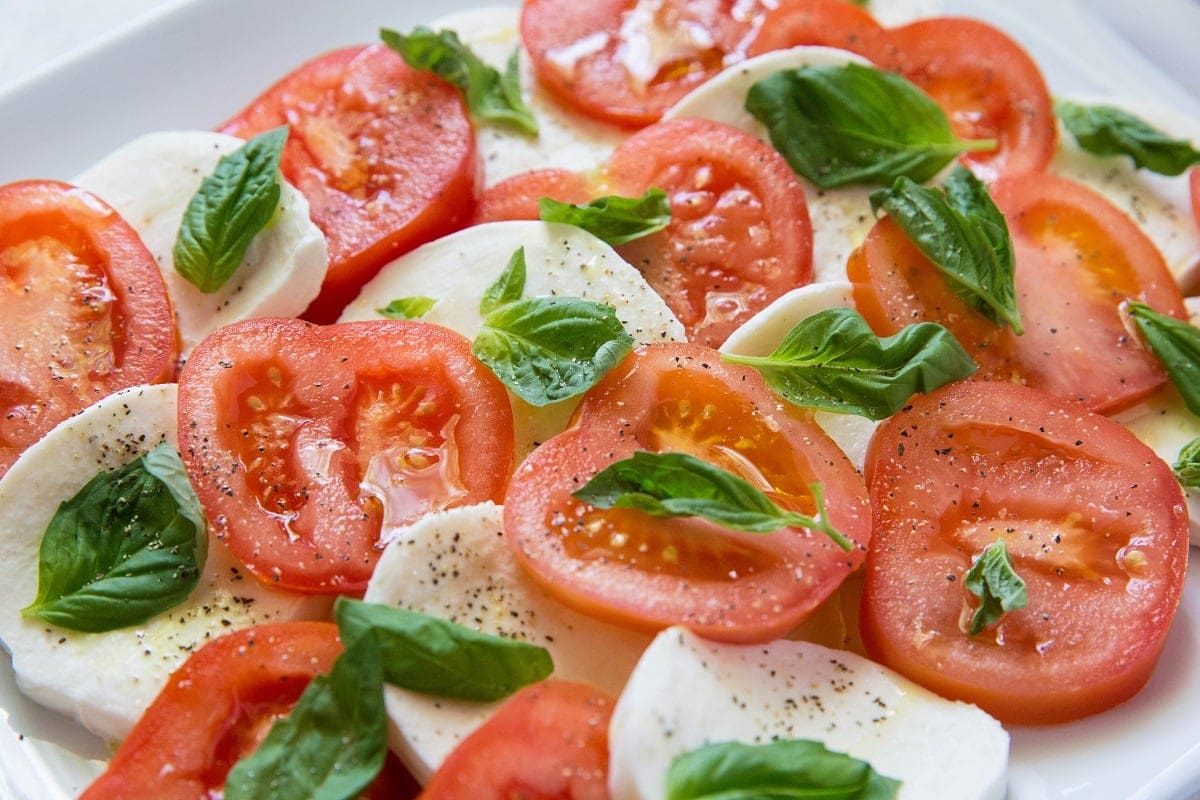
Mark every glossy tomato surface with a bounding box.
[861,381,1188,725]
[746,0,886,61]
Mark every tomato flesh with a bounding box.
[746,0,886,61]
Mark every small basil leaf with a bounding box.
[572,451,852,551]
[335,598,553,701]
[381,27,538,135]
[745,63,994,188]
[538,188,672,245]
[174,126,287,294]
[480,247,528,315]
[964,539,1027,636]
[224,634,387,800]
[870,167,1022,333]
[377,296,436,320]
[473,296,634,407]
[666,739,901,800]
[723,308,977,420]
[1056,100,1200,177]
[1128,301,1200,417]
[1174,437,1200,489]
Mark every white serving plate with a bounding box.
[1,1,1199,798]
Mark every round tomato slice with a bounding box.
[861,381,1188,725]
[504,342,870,643]
[521,0,772,127]
[849,172,1186,413]
[875,17,1056,181]
[178,318,514,594]
[420,680,614,800]
[0,179,177,478]
[219,45,477,323]
[746,0,886,61]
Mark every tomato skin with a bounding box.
[419,680,614,800]
[861,381,1188,726]
[504,342,870,644]
[0,179,177,478]
[219,45,478,323]
[472,168,593,225]
[746,0,886,61]
[178,318,515,595]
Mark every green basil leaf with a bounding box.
[538,188,672,245]
[377,296,436,320]
[224,633,387,800]
[1174,437,1200,489]
[174,126,287,294]
[480,247,528,315]
[1128,301,1200,417]
[381,27,538,135]
[1056,100,1200,177]
[572,450,852,551]
[723,308,976,420]
[964,539,1027,636]
[870,167,1022,333]
[21,442,207,633]
[745,63,994,188]
[666,739,901,800]
[335,598,553,701]
[473,296,634,407]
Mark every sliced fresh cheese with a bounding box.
[0,384,330,743]
[74,131,328,357]
[867,0,946,26]
[608,626,1009,800]
[339,220,685,457]
[362,502,653,782]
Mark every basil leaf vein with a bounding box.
[1056,100,1200,176]
[1174,437,1200,489]
[377,296,436,320]
[1128,301,1200,417]
[480,247,528,315]
[964,539,1027,636]
[539,188,672,245]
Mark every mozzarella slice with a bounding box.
[608,626,1009,800]
[339,220,685,458]
[362,502,653,782]
[74,131,328,357]
[867,0,946,26]
[0,384,330,742]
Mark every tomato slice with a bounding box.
[419,680,614,799]
[504,342,870,643]
[521,0,772,127]
[219,45,477,323]
[178,318,515,594]
[849,172,1186,413]
[0,180,177,478]
[861,381,1189,725]
[746,0,886,61]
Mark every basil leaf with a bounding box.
[573,450,852,551]
[964,539,1027,636]
[1128,301,1200,417]
[381,27,538,135]
[473,296,634,407]
[335,598,553,701]
[174,126,287,294]
[539,188,672,245]
[870,167,1022,333]
[723,308,976,420]
[1174,437,1200,489]
[224,633,387,800]
[480,247,528,315]
[745,63,994,188]
[377,296,436,320]
[21,443,207,633]
[666,739,901,800]
[1056,100,1200,176]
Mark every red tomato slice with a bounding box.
[861,381,1188,725]
[521,0,772,127]
[504,342,870,643]
[849,172,1186,413]
[0,180,177,478]
[875,17,1056,181]
[419,680,614,800]
[746,0,886,61]
[219,45,477,323]
[473,168,593,224]
[178,318,515,594]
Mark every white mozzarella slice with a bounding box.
[867,0,946,26]
[0,384,330,743]
[363,502,653,782]
[339,220,685,458]
[74,131,328,357]
[608,626,1008,800]
[429,7,626,187]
